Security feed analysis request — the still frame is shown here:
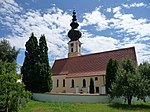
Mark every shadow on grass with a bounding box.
[108,103,150,110]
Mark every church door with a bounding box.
[76,86,79,93]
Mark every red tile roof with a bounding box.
[52,47,137,78]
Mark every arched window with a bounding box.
[63,79,65,87]
[71,79,74,88]
[56,79,59,87]
[82,79,86,88]
[70,43,74,52]
[95,77,98,81]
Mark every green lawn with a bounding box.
[19,100,150,112]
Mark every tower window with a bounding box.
[63,79,65,87]
[71,43,74,47]
[82,79,86,88]
[56,79,59,87]
[71,79,74,88]
[71,48,73,52]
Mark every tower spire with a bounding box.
[67,10,82,58]
[68,10,81,41]
[72,10,77,22]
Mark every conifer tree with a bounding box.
[106,58,119,94]
[37,35,52,92]
[89,78,94,94]
[21,33,39,92]
[21,33,52,93]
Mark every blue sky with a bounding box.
[0,0,150,67]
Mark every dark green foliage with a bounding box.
[21,33,52,93]
[21,33,39,92]
[122,59,136,74]
[89,78,94,94]
[138,61,150,96]
[111,59,149,105]
[38,35,52,92]
[0,39,19,62]
[106,58,119,94]
[138,61,150,83]
[0,61,31,112]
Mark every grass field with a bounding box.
[19,100,150,112]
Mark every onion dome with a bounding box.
[68,10,82,41]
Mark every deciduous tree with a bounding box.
[111,59,149,105]
[0,61,30,112]
[138,61,150,83]
[0,39,19,62]
[138,61,150,96]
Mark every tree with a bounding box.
[37,35,52,92]
[0,39,19,62]
[0,61,30,112]
[21,33,39,92]
[106,58,119,94]
[21,33,52,93]
[138,61,150,83]
[111,59,149,105]
[89,78,94,94]
[138,61,150,96]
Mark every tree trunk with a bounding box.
[6,107,8,112]
[128,96,132,105]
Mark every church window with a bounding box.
[71,79,74,88]
[95,77,98,81]
[63,79,65,87]
[56,79,59,87]
[82,79,86,88]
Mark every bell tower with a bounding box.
[68,10,82,58]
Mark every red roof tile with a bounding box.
[52,47,137,78]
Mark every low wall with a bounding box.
[32,93,150,103]
[32,93,124,103]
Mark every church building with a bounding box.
[51,10,137,94]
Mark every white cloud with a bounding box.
[111,11,150,38]
[108,6,150,63]
[0,0,72,65]
[113,6,122,13]
[0,0,22,14]
[80,35,119,53]
[122,2,147,8]
[118,43,150,64]
[81,7,109,31]
[0,0,150,65]
[106,8,112,13]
